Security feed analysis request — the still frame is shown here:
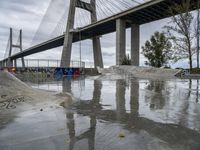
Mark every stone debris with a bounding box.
[118,132,125,138]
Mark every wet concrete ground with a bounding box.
[1,76,200,150]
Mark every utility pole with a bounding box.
[197,1,200,68]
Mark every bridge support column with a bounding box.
[7,58,13,67]
[61,0,103,68]
[14,59,17,68]
[92,37,103,68]
[116,19,126,65]
[131,24,140,66]
[61,0,77,67]
[5,61,7,67]
[4,28,25,68]
[91,0,103,68]
[19,30,25,68]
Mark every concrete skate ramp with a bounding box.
[0,71,71,110]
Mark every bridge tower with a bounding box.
[7,28,25,68]
[61,0,103,68]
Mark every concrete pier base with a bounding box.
[116,19,126,65]
[131,24,140,66]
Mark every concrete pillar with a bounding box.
[14,59,17,68]
[7,28,13,67]
[92,37,103,68]
[20,30,25,68]
[5,60,7,67]
[7,58,13,67]
[91,0,103,68]
[61,0,77,67]
[131,24,140,66]
[116,19,126,65]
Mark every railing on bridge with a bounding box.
[0,59,86,79]
[0,59,86,77]
[15,59,85,68]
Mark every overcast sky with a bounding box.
[0,0,192,68]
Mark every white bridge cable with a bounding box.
[4,36,10,59]
[31,0,69,46]
[50,8,68,38]
[30,0,150,47]
[97,0,114,15]
[12,34,20,55]
[107,0,125,12]
[95,2,106,20]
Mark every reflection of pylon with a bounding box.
[8,28,25,68]
[61,0,103,68]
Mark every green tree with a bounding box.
[142,32,172,68]
[164,0,195,69]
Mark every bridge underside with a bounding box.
[2,0,199,63]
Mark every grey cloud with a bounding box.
[103,51,115,57]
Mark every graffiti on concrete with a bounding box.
[53,68,82,80]
[0,95,32,109]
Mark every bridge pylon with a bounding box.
[61,0,103,68]
[7,28,25,68]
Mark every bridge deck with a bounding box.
[2,0,198,61]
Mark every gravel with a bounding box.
[97,66,180,80]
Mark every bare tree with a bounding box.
[195,1,200,68]
[164,0,194,69]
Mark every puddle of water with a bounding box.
[1,76,200,150]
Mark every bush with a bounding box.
[121,55,131,65]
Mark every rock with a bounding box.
[118,132,125,138]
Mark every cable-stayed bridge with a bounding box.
[0,0,199,68]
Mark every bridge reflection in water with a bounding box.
[24,77,200,150]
